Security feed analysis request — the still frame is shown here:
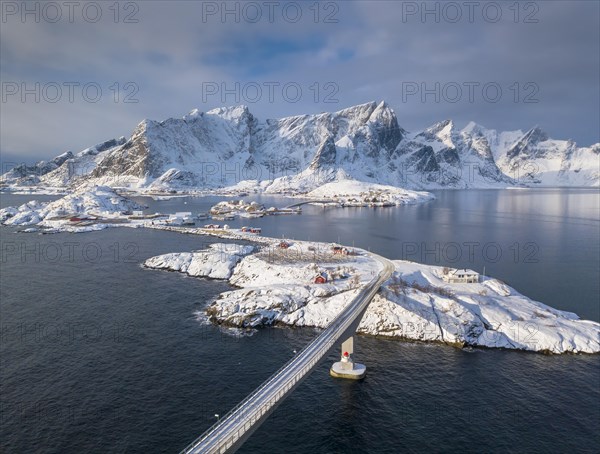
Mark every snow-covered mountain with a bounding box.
[495,126,600,186]
[2,102,598,192]
[2,137,127,187]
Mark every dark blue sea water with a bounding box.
[1,189,598,453]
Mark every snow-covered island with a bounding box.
[3,187,598,354]
[0,183,434,233]
[210,199,266,217]
[304,180,434,206]
[208,199,301,219]
[207,181,435,218]
[0,185,145,228]
[144,240,600,355]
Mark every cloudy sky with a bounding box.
[1,1,599,165]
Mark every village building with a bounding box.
[331,245,352,255]
[69,216,90,222]
[442,268,480,284]
[314,273,328,284]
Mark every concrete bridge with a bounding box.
[180,252,394,454]
[284,199,338,209]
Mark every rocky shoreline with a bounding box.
[144,240,600,355]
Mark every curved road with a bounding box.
[181,252,394,454]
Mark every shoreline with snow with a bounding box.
[143,237,600,355]
[0,183,434,231]
[0,178,437,203]
[3,182,598,202]
[2,186,599,354]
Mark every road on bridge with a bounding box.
[181,251,395,454]
[284,199,336,209]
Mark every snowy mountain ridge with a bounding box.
[2,102,598,192]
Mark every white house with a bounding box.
[442,268,479,284]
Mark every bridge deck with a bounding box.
[284,199,336,209]
[181,253,394,454]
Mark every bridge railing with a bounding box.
[182,346,333,452]
[181,310,350,453]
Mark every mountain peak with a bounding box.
[425,119,454,135]
[505,125,551,160]
[335,101,379,120]
[370,100,395,117]
[420,120,456,150]
[206,105,252,119]
[461,121,488,136]
[523,126,548,144]
[184,108,202,121]
[4,102,597,190]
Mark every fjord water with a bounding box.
[1,189,598,453]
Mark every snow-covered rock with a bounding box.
[208,286,361,329]
[143,244,254,279]
[145,240,600,354]
[359,261,600,354]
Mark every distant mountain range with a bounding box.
[2,102,598,192]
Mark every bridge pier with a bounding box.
[330,336,366,380]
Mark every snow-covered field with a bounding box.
[144,240,600,354]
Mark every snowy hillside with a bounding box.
[2,102,598,192]
[496,127,599,186]
[2,138,127,188]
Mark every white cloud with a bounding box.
[1,0,598,164]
